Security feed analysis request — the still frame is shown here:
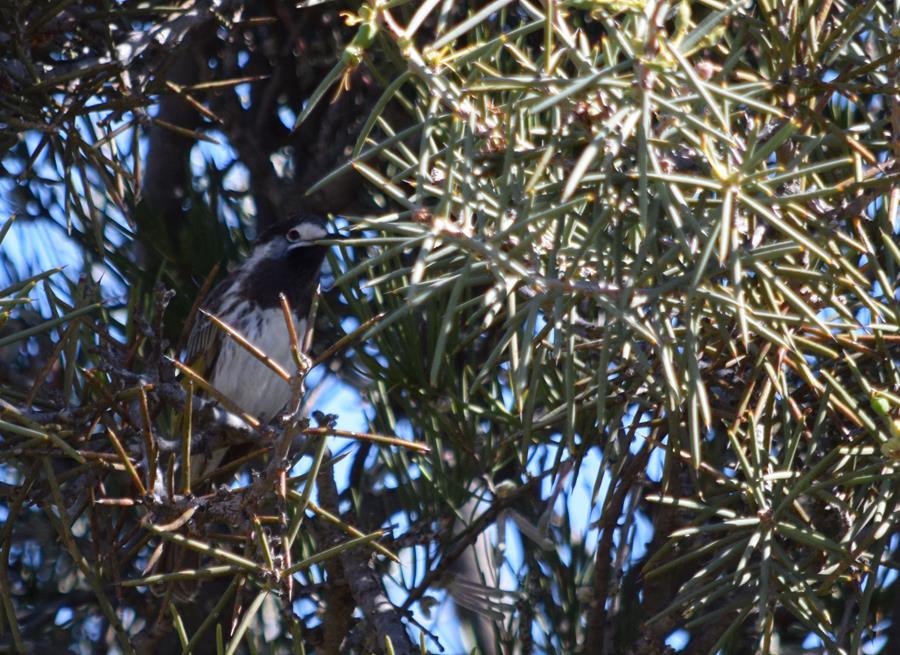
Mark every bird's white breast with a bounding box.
[210,306,306,421]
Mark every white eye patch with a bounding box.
[286,222,327,244]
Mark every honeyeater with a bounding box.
[153,215,333,601]
[182,214,332,484]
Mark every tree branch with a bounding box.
[318,452,416,655]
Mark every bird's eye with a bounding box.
[286,228,302,243]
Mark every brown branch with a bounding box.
[584,440,653,654]
[318,453,416,655]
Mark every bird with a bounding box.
[151,214,333,602]
[181,213,333,484]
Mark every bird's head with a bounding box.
[237,215,335,308]
[248,214,343,271]
[255,214,330,256]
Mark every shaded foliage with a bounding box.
[1,1,900,654]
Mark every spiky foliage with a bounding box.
[313,1,900,653]
[1,1,900,654]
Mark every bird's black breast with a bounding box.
[241,246,327,315]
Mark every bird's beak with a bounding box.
[288,232,345,250]
[311,232,347,244]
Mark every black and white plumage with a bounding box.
[184,214,330,479]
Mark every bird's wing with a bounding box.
[183,278,231,377]
[184,316,220,379]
